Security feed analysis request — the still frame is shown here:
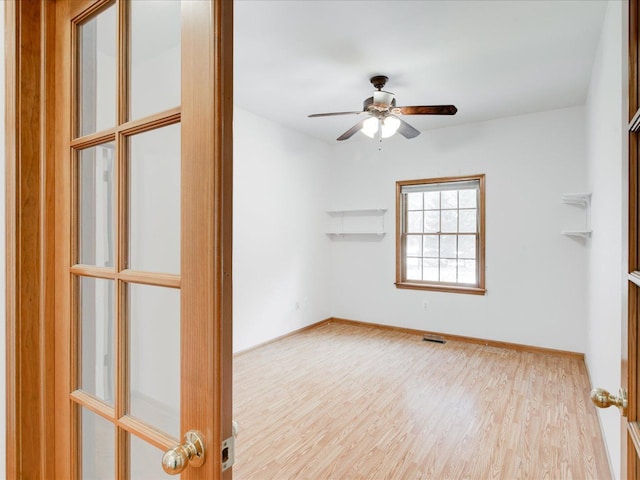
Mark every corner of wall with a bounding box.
[232,107,334,352]
[584,1,625,478]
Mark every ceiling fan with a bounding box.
[308,75,457,141]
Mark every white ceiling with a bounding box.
[234,0,608,144]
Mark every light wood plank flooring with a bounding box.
[233,322,610,479]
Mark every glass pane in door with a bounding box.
[129,0,181,120]
[128,283,180,437]
[78,4,116,136]
[79,277,115,404]
[128,124,180,274]
[130,434,176,479]
[81,408,115,479]
[78,143,115,267]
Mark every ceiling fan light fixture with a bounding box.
[308,75,457,141]
[381,116,401,138]
[361,117,379,138]
[373,90,395,107]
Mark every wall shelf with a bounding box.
[561,230,592,238]
[561,193,592,237]
[326,208,387,215]
[326,232,386,237]
[326,209,387,237]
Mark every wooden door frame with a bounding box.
[4,1,233,478]
[5,1,56,477]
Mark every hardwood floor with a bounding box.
[233,322,611,479]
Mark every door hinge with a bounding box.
[221,435,235,471]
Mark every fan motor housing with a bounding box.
[363,96,396,111]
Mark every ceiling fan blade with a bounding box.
[308,111,362,118]
[397,105,457,115]
[397,118,420,139]
[337,119,367,141]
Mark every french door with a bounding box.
[47,0,233,478]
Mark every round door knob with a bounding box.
[162,430,205,475]
[590,387,627,417]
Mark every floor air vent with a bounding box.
[422,334,446,344]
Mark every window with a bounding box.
[396,175,486,295]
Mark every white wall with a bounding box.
[585,1,626,478]
[327,106,589,353]
[233,107,332,352]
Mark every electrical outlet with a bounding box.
[295,301,301,310]
[423,301,429,310]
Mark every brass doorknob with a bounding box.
[162,430,205,475]
[590,387,628,417]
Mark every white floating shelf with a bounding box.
[326,232,386,237]
[326,209,387,238]
[561,230,592,238]
[561,193,591,206]
[561,193,591,238]
[326,209,387,215]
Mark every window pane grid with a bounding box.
[410,207,474,212]
[71,0,185,475]
[404,233,478,283]
[401,185,480,286]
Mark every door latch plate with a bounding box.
[221,435,235,471]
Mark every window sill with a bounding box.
[395,282,487,296]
